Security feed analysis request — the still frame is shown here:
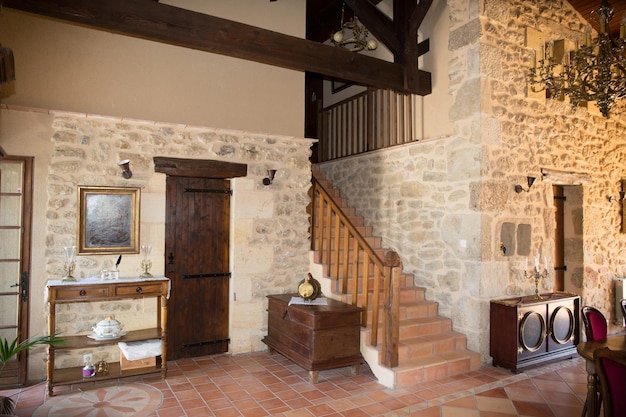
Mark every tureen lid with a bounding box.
[95,316,121,328]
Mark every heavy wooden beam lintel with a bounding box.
[154,157,247,179]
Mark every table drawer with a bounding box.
[53,286,109,301]
[115,283,163,297]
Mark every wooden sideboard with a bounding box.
[46,277,169,395]
[262,294,362,383]
[490,292,580,372]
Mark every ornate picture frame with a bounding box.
[77,186,141,255]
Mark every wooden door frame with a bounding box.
[553,185,565,292]
[0,154,33,386]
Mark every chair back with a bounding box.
[620,299,626,322]
[581,306,607,341]
[593,347,626,417]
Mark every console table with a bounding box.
[262,294,362,383]
[490,292,579,372]
[45,277,169,395]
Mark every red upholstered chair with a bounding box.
[582,306,608,341]
[581,306,608,417]
[593,347,626,417]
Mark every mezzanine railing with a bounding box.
[317,88,420,162]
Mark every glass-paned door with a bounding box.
[0,156,32,387]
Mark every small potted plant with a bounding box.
[0,334,63,416]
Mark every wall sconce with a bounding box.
[118,159,132,179]
[262,169,277,186]
[608,192,626,203]
[514,176,536,193]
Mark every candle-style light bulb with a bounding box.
[525,257,528,272]
[534,255,539,272]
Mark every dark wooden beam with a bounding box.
[392,0,432,95]
[154,157,247,179]
[6,0,431,95]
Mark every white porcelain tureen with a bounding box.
[92,316,124,338]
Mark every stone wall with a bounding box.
[319,0,626,362]
[46,111,313,367]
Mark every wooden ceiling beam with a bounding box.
[5,0,432,95]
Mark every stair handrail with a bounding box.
[311,174,401,367]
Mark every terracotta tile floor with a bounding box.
[2,352,588,416]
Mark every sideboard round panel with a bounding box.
[519,311,546,352]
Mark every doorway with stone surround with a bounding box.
[553,185,584,294]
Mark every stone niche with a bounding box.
[500,222,531,257]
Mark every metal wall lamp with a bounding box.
[118,159,132,179]
[515,176,536,193]
[608,192,626,203]
[263,169,277,186]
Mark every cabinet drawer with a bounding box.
[53,286,109,300]
[115,283,163,297]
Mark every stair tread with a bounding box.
[400,316,450,324]
[399,331,466,344]
[396,350,481,370]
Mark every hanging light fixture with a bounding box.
[528,0,626,118]
[331,3,377,52]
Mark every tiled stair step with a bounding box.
[328,224,374,239]
[321,248,409,274]
[320,262,410,288]
[398,332,469,361]
[334,283,426,304]
[342,298,440,329]
[314,231,382,253]
[393,350,483,386]
[399,299,438,319]
[368,316,452,341]
[399,316,453,338]
[334,281,421,305]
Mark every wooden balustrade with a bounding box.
[318,88,420,162]
[310,176,401,368]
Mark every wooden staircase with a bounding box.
[310,167,481,388]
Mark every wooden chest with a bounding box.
[262,294,362,382]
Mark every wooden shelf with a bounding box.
[49,359,163,387]
[53,328,163,350]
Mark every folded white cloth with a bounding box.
[118,339,161,361]
[288,297,328,306]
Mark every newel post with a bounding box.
[382,250,401,368]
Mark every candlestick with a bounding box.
[524,268,548,300]
[140,244,153,278]
[62,246,77,282]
